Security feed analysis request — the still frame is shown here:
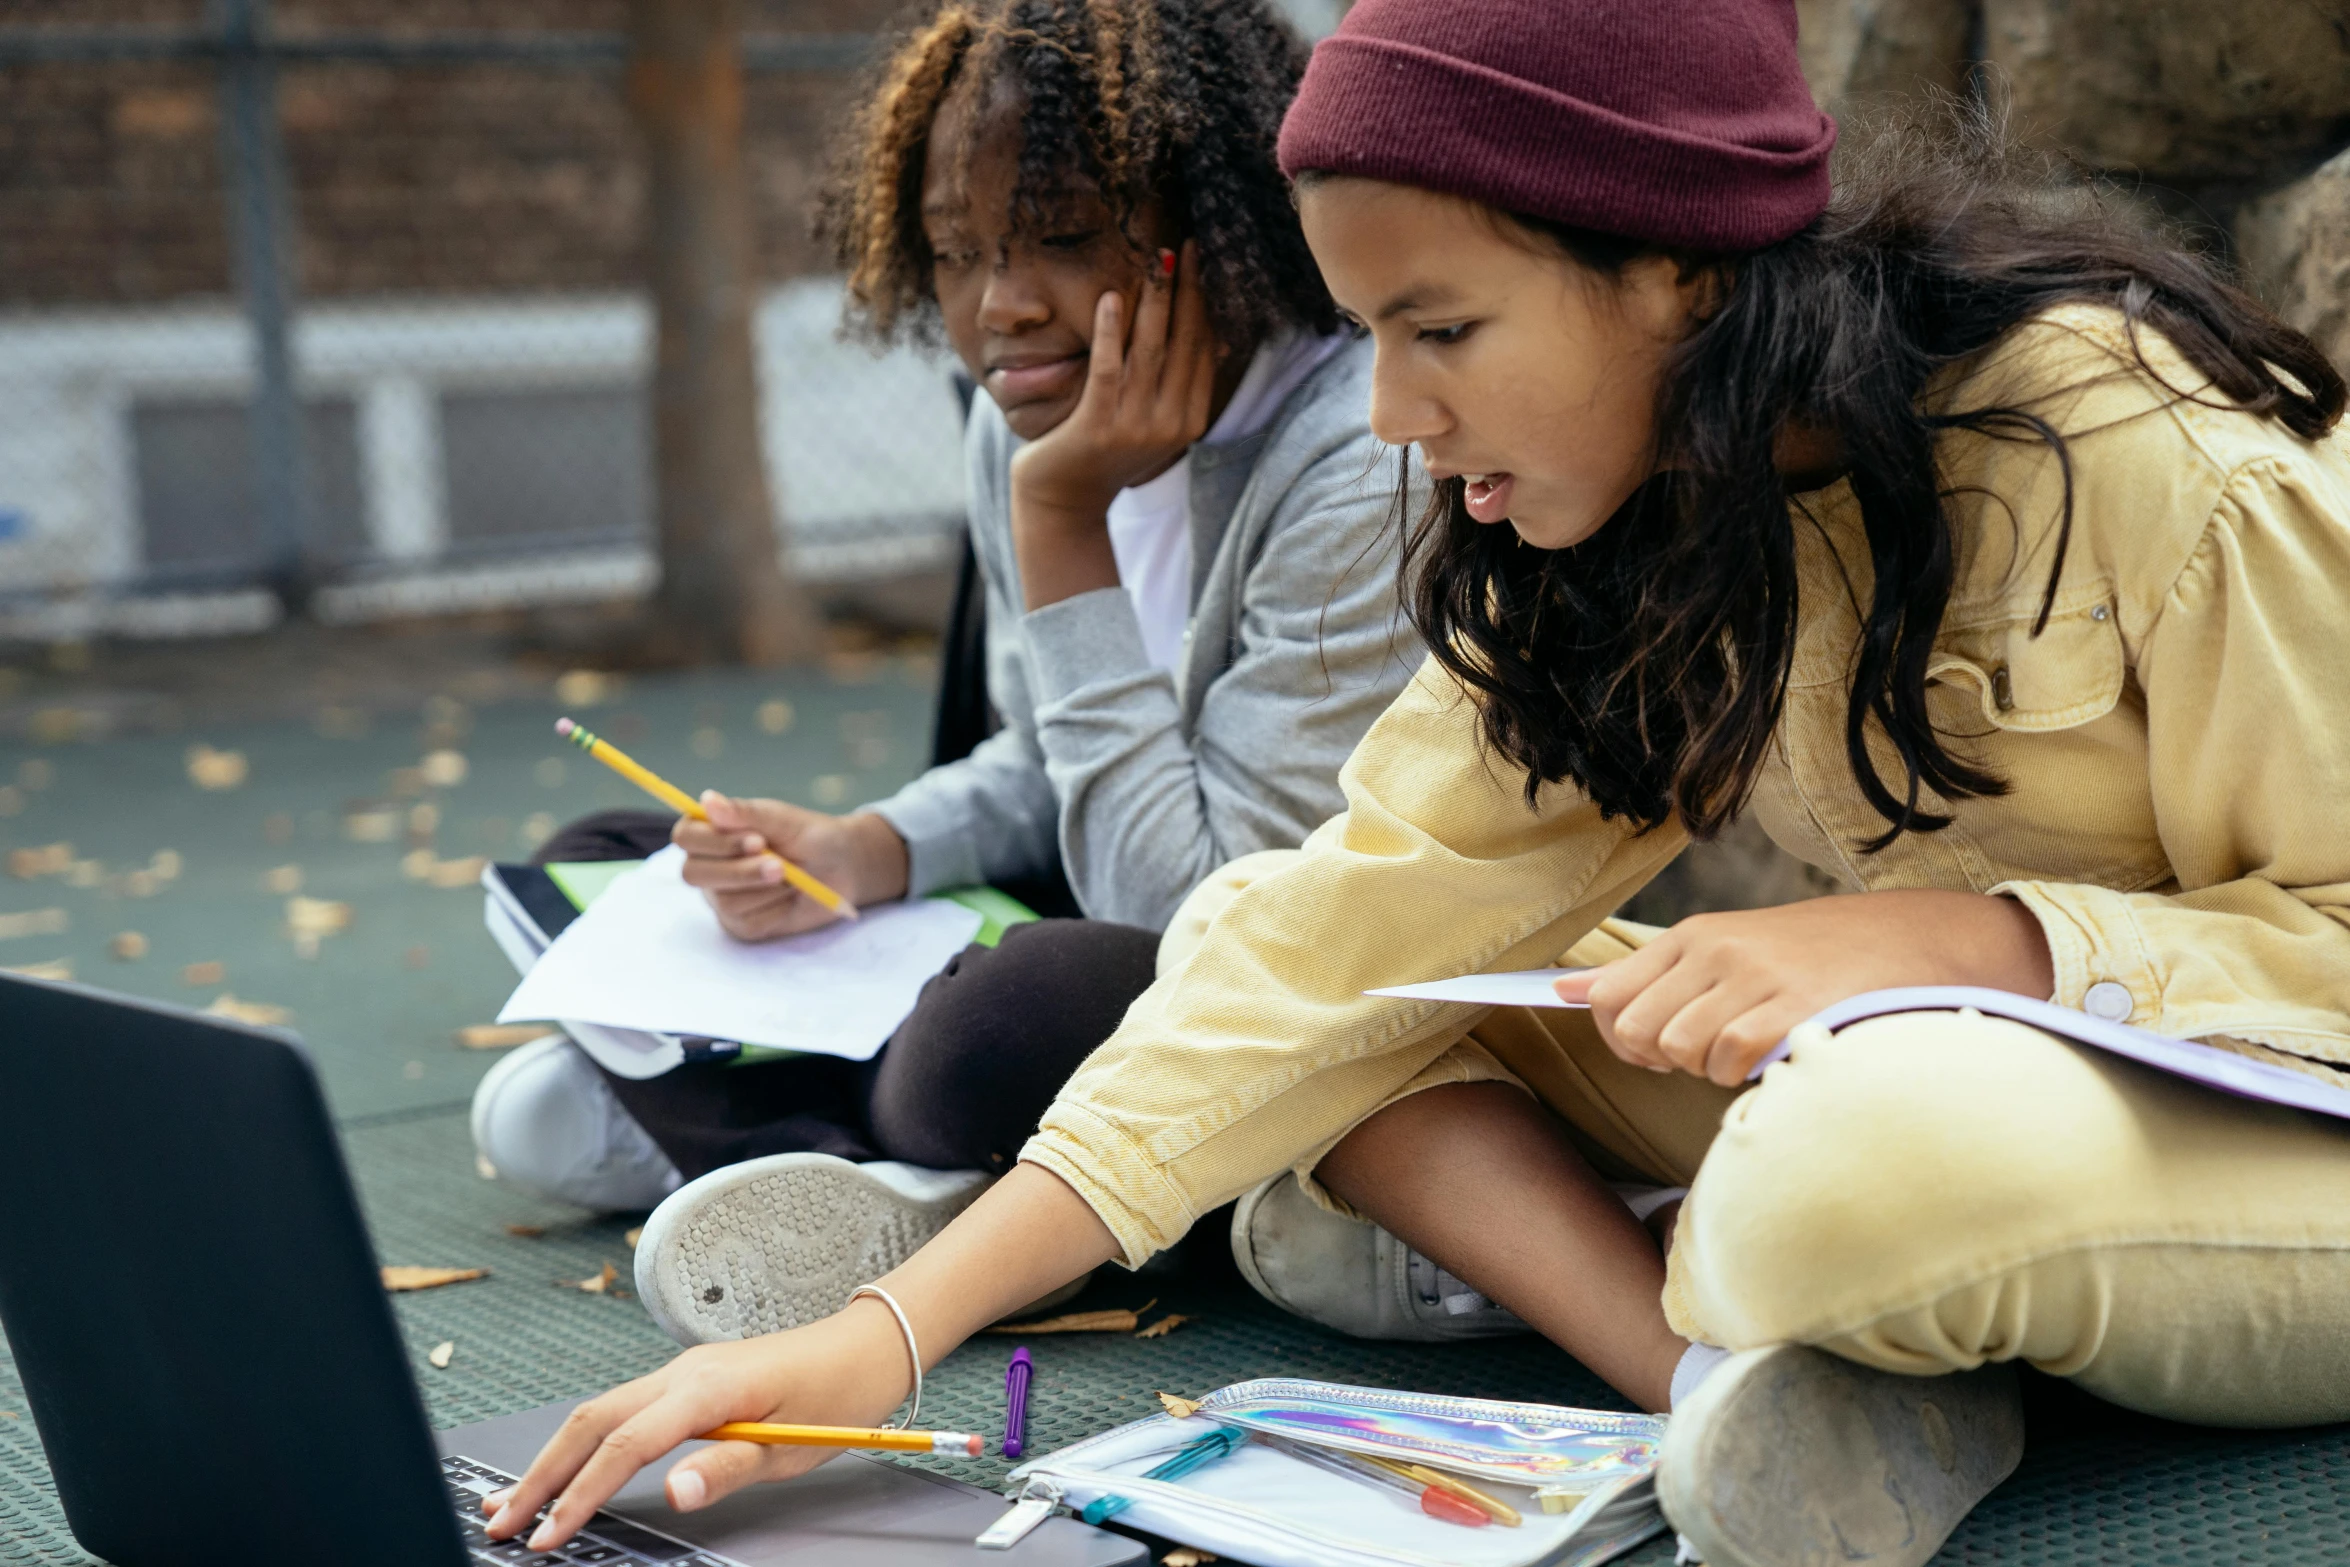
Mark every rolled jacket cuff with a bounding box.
[1020,1101,1198,1271]
[866,788,982,900]
[1993,879,2165,1027]
[1022,588,1158,708]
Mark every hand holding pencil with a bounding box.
[557,717,907,939]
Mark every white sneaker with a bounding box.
[1658,1346,2024,1567]
[1229,1173,1533,1342]
[634,1153,1001,1345]
[468,1034,683,1212]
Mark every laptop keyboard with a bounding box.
[443,1455,744,1567]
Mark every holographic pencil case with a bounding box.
[1000,1378,1667,1567]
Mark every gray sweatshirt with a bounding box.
[869,335,1425,931]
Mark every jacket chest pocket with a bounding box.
[1926,587,2125,734]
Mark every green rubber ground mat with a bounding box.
[0,661,936,1125]
[6,1105,2350,1564]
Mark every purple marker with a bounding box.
[1001,1346,1034,1459]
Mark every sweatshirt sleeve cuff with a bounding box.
[1022,588,1155,707]
[1019,1101,1197,1271]
[866,781,982,899]
[1992,878,2165,1026]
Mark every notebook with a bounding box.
[1368,974,2350,1122]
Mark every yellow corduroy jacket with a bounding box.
[1022,305,2350,1268]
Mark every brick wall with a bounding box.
[0,0,902,304]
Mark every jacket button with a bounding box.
[2084,981,2133,1022]
[1990,666,2015,711]
[2091,604,2111,622]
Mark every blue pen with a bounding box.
[1080,1426,1248,1526]
[1001,1346,1033,1460]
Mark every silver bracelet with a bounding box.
[848,1284,923,1430]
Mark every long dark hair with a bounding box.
[1401,100,2344,848]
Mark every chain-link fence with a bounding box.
[0,1,1065,642]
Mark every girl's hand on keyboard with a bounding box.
[479,1302,912,1551]
[482,1164,1118,1552]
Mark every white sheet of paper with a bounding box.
[1367,969,1590,1009]
[497,847,984,1060]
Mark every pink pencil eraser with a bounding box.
[554,717,575,737]
[966,1434,984,1456]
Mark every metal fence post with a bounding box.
[215,0,314,611]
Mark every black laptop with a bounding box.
[0,972,1143,1566]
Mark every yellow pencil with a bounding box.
[555,717,858,921]
[700,1420,984,1456]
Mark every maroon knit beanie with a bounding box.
[1278,0,1836,252]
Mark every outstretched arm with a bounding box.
[480,1165,1118,1552]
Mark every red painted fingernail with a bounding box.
[1159,249,1176,277]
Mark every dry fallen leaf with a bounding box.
[554,669,615,707]
[427,1340,455,1370]
[504,1224,545,1238]
[400,847,437,881]
[185,744,248,790]
[3,958,71,981]
[457,1023,543,1050]
[420,749,469,789]
[426,854,487,889]
[262,864,303,894]
[0,908,67,941]
[623,1226,643,1249]
[1157,1392,1204,1419]
[1135,1314,1190,1340]
[986,1300,1157,1336]
[286,896,351,937]
[381,1265,488,1292]
[558,1261,620,1294]
[6,844,71,880]
[109,931,148,961]
[1163,1550,1218,1566]
[206,994,292,1026]
[181,960,225,986]
[344,804,401,843]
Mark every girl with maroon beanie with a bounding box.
[484,3,2350,1565]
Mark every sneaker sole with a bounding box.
[1658,1346,2024,1567]
[634,1155,988,1346]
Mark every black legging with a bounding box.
[531,811,1160,1180]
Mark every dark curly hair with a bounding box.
[817,0,1336,349]
[1390,98,2344,849]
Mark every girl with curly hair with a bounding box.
[488,1,2350,1562]
[470,0,1419,1317]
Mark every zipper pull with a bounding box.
[975,1479,1063,1551]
